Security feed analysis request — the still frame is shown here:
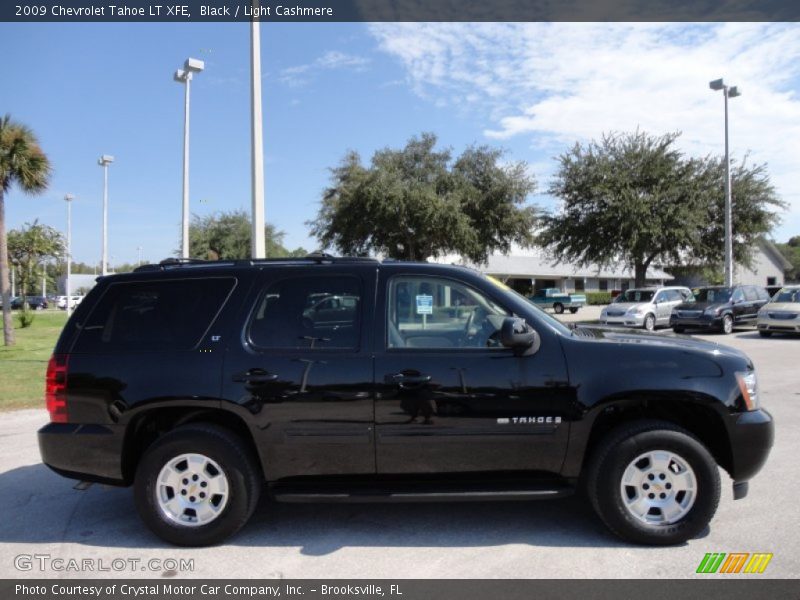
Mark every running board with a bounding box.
[271,485,573,503]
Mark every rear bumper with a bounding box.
[38,422,127,485]
[726,409,774,484]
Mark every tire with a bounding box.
[643,313,656,332]
[721,314,734,335]
[759,330,772,338]
[672,326,685,334]
[569,307,579,314]
[134,423,261,547]
[553,303,565,314]
[585,420,720,545]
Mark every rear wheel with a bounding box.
[134,423,261,546]
[553,303,565,314]
[586,420,720,545]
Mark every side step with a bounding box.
[271,482,573,504]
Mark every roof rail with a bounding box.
[133,254,379,272]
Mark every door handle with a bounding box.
[232,369,279,384]
[387,372,432,386]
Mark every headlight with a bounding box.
[628,307,643,315]
[705,307,721,316]
[736,371,758,411]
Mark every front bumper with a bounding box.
[600,313,645,327]
[670,314,723,329]
[757,316,800,333]
[38,422,127,485]
[726,408,774,485]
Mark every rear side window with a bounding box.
[73,278,235,353]
[248,276,362,350]
[744,287,759,301]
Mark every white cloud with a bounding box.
[368,23,800,239]
[279,50,370,86]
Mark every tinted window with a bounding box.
[387,276,510,349]
[693,288,732,303]
[744,287,759,301]
[615,289,655,303]
[249,276,361,350]
[775,288,800,303]
[755,287,770,301]
[74,278,235,353]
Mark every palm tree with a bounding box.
[0,115,52,346]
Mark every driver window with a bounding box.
[387,276,510,349]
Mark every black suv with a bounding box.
[38,257,774,547]
[11,295,49,310]
[670,285,770,334]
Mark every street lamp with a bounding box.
[174,57,205,259]
[709,78,742,287]
[64,194,74,315]
[97,154,114,276]
[250,0,266,259]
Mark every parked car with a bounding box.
[57,295,83,310]
[527,288,586,314]
[757,285,800,337]
[599,286,691,331]
[39,256,773,547]
[10,295,48,310]
[670,285,770,334]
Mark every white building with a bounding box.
[734,239,791,287]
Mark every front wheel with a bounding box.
[134,423,262,546]
[553,303,565,314]
[643,313,656,331]
[672,326,685,334]
[759,330,772,337]
[721,314,734,335]
[586,420,720,545]
[569,307,579,314]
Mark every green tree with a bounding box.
[188,210,307,260]
[0,115,52,346]
[7,221,65,301]
[308,133,537,262]
[539,130,785,287]
[776,236,800,282]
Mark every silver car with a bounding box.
[600,286,692,331]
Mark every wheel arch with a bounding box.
[567,394,734,481]
[121,405,264,485]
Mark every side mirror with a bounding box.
[501,317,540,356]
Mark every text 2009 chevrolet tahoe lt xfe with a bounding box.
[38,256,774,546]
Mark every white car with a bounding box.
[600,286,692,331]
[57,295,83,310]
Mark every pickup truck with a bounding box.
[528,288,586,314]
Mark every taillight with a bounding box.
[45,353,69,423]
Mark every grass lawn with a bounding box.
[0,311,67,411]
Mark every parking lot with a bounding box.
[0,322,797,579]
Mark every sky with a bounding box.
[0,21,798,267]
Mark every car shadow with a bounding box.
[0,464,706,553]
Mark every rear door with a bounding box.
[222,267,376,480]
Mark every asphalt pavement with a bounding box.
[0,324,797,579]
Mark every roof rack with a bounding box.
[133,254,379,272]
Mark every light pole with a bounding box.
[64,194,74,315]
[97,155,114,276]
[174,58,205,259]
[137,245,143,266]
[250,0,266,259]
[709,78,741,287]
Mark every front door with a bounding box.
[222,269,376,480]
[374,272,571,475]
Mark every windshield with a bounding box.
[615,289,655,303]
[693,288,732,303]
[774,288,800,303]
[484,275,571,335]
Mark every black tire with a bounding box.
[553,303,565,314]
[585,420,720,545]
[720,314,734,335]
[643,313,656,331]
[758,330,772,338]
[569,307,579,314]
[672,326,685,334]
[134,423,261,547]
